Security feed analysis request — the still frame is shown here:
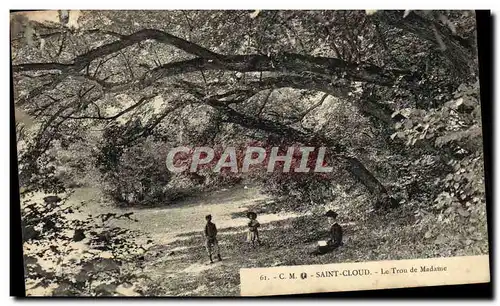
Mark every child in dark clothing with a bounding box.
[204,214,222,263]
[246,211,262,247]
[311,210,343,256]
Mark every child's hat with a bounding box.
[247,211,257,218]
[325,210,338,218]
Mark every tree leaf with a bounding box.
[15,108,35,127]
[457,207,470,217]
[249,10,261,19]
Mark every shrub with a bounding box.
[21,193,155,296]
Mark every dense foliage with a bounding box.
[21,194,154,296]
[392,81,487,252]
[12,10,488,295]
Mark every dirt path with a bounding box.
[71,186,301,243]
[66,186,306,296]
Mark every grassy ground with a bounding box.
[54,186,486,296]
[135,200,479,296]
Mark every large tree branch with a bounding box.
[13,27,409,126]
[14,27,407,90]
[182,74,397,125]
[176,73,399,130]
[13,29,220,73]
[211,101,312,145]
[146,53,407,86]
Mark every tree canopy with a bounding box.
[13,10,481,208]
[12,9,488,297]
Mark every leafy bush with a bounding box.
[22,193,155,296]
[391,81,488,253]
[96,130,175,206]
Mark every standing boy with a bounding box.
[204,214,222,263]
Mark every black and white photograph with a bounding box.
[11,10,489,297]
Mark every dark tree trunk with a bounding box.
[342,156,399,210]
[214,102,397,210]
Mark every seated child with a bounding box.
[311,210,343,256]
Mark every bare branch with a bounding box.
[299,93,329,120]
[257,89,273,117]
[65,94,157,120]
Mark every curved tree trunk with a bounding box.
[342,156,399,210]
[213,102,397,210]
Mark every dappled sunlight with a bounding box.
[13,9,487,297]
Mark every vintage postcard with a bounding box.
[11,10,490,297]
